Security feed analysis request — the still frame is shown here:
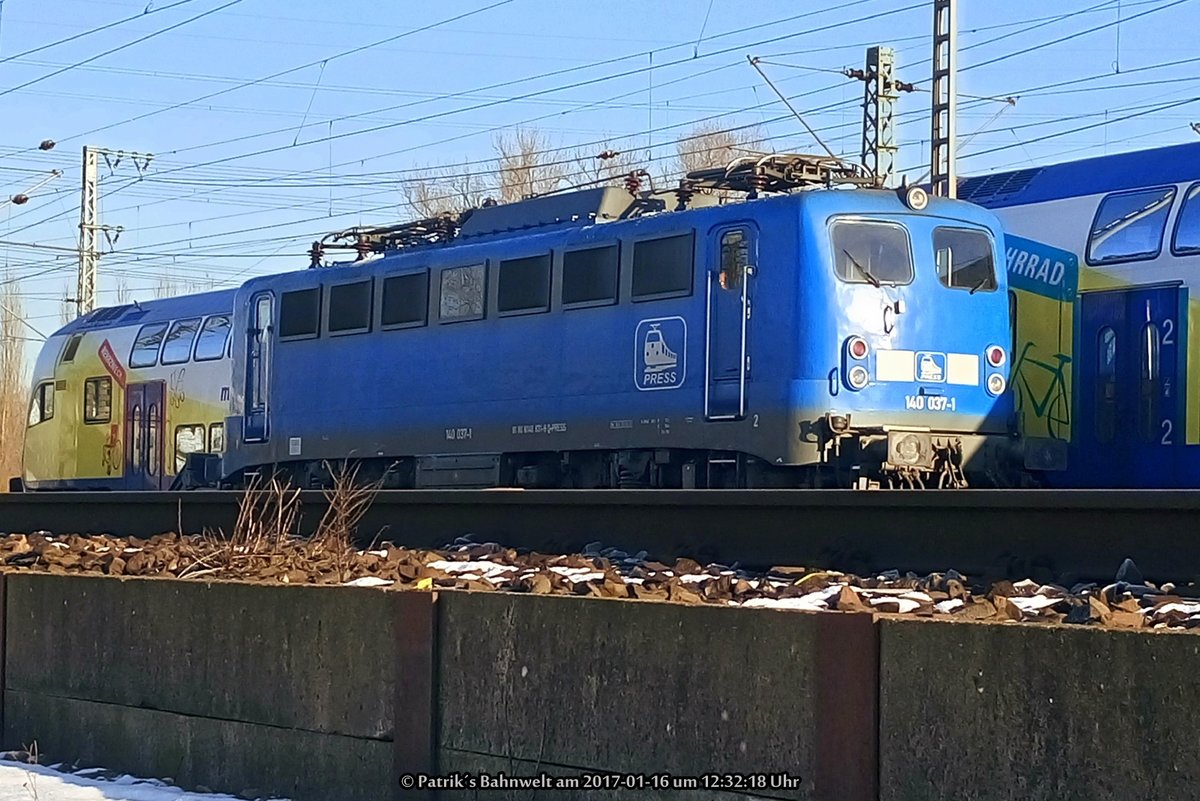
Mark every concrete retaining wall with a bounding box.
[879,617,1200,801]
[1,574,1198,801]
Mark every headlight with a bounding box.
[847,365,869,390]
[987,373,1006,396]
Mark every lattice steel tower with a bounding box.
[859,46,900,188]
[930,0,958,198]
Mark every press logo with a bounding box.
[635,317,686,391]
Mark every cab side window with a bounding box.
[28,382,54,426]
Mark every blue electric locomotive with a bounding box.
[218,154,1018,489]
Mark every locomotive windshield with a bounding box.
[831,219,914,285]
[934,227,997,293]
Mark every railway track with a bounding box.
[0,489,1197,582]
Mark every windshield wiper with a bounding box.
[968,275,992,295]
[842,249,880,288]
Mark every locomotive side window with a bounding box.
[439,264,486,322]
[1172,182,1200,255]
[632,232,694,300]
[279,287,321,339]
[130,322,168,368]
[1139,322,1161,443]
[194,315,231,361]
[933,227,996,292]
[28,382,54,426]
[327,280,372,334]
[1087,186,1175,264]
[381,271,429,328]
[161,317,201,365]
[83,377,112,424]
[719,230,748,291]
[498,254,551,315]
[1096,327,1117,444]
[562,245,618,307]
[831,220,913,285]
[174,424,206,473]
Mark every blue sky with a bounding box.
[0,0,1197,336]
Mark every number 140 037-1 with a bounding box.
[904,395,956,412]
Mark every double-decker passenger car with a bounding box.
[960,141,1200,486]
[218,155,1018,489]
[19,291,235,490]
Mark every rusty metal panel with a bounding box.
[814,612,879,801]
[394,590,438,801]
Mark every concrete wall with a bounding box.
[4,575,1200,801]
[3,574,410,801]
[435,592,878,801]
[879,617,1200,801]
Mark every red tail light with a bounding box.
[848,336,869,360]
[986,345,1006,367]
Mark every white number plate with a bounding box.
[905,395,956,412]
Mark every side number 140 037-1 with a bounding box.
[905,395,956,412]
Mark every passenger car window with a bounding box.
[194,315,231,361]
[174,424,207,473]
[934,227,996,292]
[1096,327,1117,445]
[130,322,168,367]
[381,271,429,328]
[279,287,321,338]
[60,334,83,364]
[1139,323,1160,443]
[831,220,914,285]
[161,317,201,365]
[28,382,54,426]
[497,254,551,314]
[84,377,112,424]
[632,233,694,299]
[1172,182,1200,255]
[439,264,486,322]
[328,280,372,334]
[562,245,618,306]
[209,422,225,453]
[1088,187,1175,264]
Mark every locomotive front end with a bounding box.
[799,190,1019,488]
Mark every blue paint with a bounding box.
[1005,235,1078,301]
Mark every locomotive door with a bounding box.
[244,292,273,442]
[1077,284,1182,487]
[124,381,165,490]
[705,225,756,420]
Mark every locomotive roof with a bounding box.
[959,140,1200,209]
[52,287,236,338]
[239,186,1003,291]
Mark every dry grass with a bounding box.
[177,465,381,582]
[312,461,384,582]
[0,277,27,489]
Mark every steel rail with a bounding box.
[0,489,1197,582]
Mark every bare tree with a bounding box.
[58,282,74,328]
[114,276,132,305]
[495,127,567,202]
[674,121,765,178]
[0,278,27,487]
[402,162,491,219]
[155,269,182,300]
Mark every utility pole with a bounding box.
[848,46,913,188]
[930,0,957,198]
[76,145,152,317]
